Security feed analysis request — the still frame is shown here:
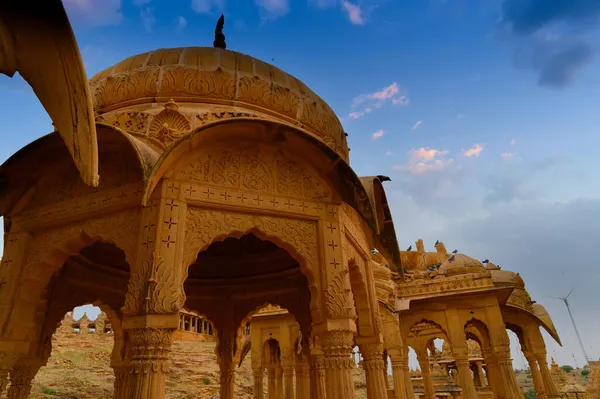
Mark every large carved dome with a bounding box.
[89,47,349,160]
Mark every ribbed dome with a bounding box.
[438,254,485,276]
[89,47,349,160]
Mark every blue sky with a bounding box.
[1,0,600,369]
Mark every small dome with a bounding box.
[90,47,348,160]
[490,269,525,288]
[438,254,485,276]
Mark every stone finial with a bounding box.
[435,242,448,256]
[416,238,425,253]
[213,14,226,49]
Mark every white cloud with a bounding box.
[63,0,124,26]
[342,1,364,25]
[132,0,151,5]
[386,150,392,156]
[463,144,483,158]
[511,138,516,146]
[176,16,187,31]
[371,129,385,140]
[191,0,225,13]
[412,121,422,130]
[256,0,290,18]
[349,82,409,119]
[392,96,410,106]
[140,7,155,31]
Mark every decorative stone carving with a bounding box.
[176,147,331,201]
[148,100,191,148]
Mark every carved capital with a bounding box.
[320,330,355,370]
[129,327,174,374]
[360,343,386,371]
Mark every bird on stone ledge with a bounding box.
[214,14,226,49]
[377,175,392,182]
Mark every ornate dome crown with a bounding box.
[89,47,348,159]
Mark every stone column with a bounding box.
[112,362,132,399]
[0,353,18,398]
[524,352,547,399]
[276,366,284,399]
[321,330,356,399]
[295,353,310,399]
[535,353,560,399]
[389,350,408,399]
[494,348,524,399]
[475,361,486,387]
[253,366,264,399]
[309,353,327,399]
[453,351,479,399]
[482,349,505,398]
[268,366,278,399]
[403,348,416,399]
[416,349,436,399]
[7,362,41,399]
[360,342,389,399]
[281,349,295,399]
[128,327,174,399]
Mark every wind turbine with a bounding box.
[551,289,591,365]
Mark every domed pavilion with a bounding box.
[0,20,563,399]
[0,45,402,399]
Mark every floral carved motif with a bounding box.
[177,147,331,201]
[98,111,148,134]
[93,69,159,110]
[325,270,356,320]
[148,101,191,148]
[237,76,299,119]
[161,67,235,100]
[129,327,174,373]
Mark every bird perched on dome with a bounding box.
[213,14,226,49]
[377,175,391,182]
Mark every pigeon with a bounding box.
[434,240,439,247]
[452,249,458,254]
[377,175,392,182]
[407,245,412,251]
[482,259,489,263]
[448,255,455,262]
[403,268,409,274]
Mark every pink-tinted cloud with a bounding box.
[342,1,364,25]
[371,129,385,140]
[368,82,399,100]
[412,120,422,130]
[349,82,409,119]
[500,152,514,160]
[408,147,448,164]
[392,96,410,106]
[463,144,483,157]
[394,147,453,176]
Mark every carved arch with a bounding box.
[2,210,139,340]
[141,118,380,232]
[183,207,322,325]
[464,318,495,352]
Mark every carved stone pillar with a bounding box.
[482,349,505,398]
[321,330,356,399]
[416,349,436,399]
[309,353,326,399]
[275,366,284,399]
[494,348,524,399]
[128,327,174,399]
[524,352,547,399]
[7,362,40,399]
[453,351,479,399]
[389,350,408,399]
[360,342,389,399]
[112,361,132,399]
[268,366,278,399]
[402,348,416,399]
[295,353,310,399]
[219,360,236,399]
[253,367,264,399]
[0,353,18,398]
[282,365,295,399]
[535,353,560,399]
[475,361,486,387]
